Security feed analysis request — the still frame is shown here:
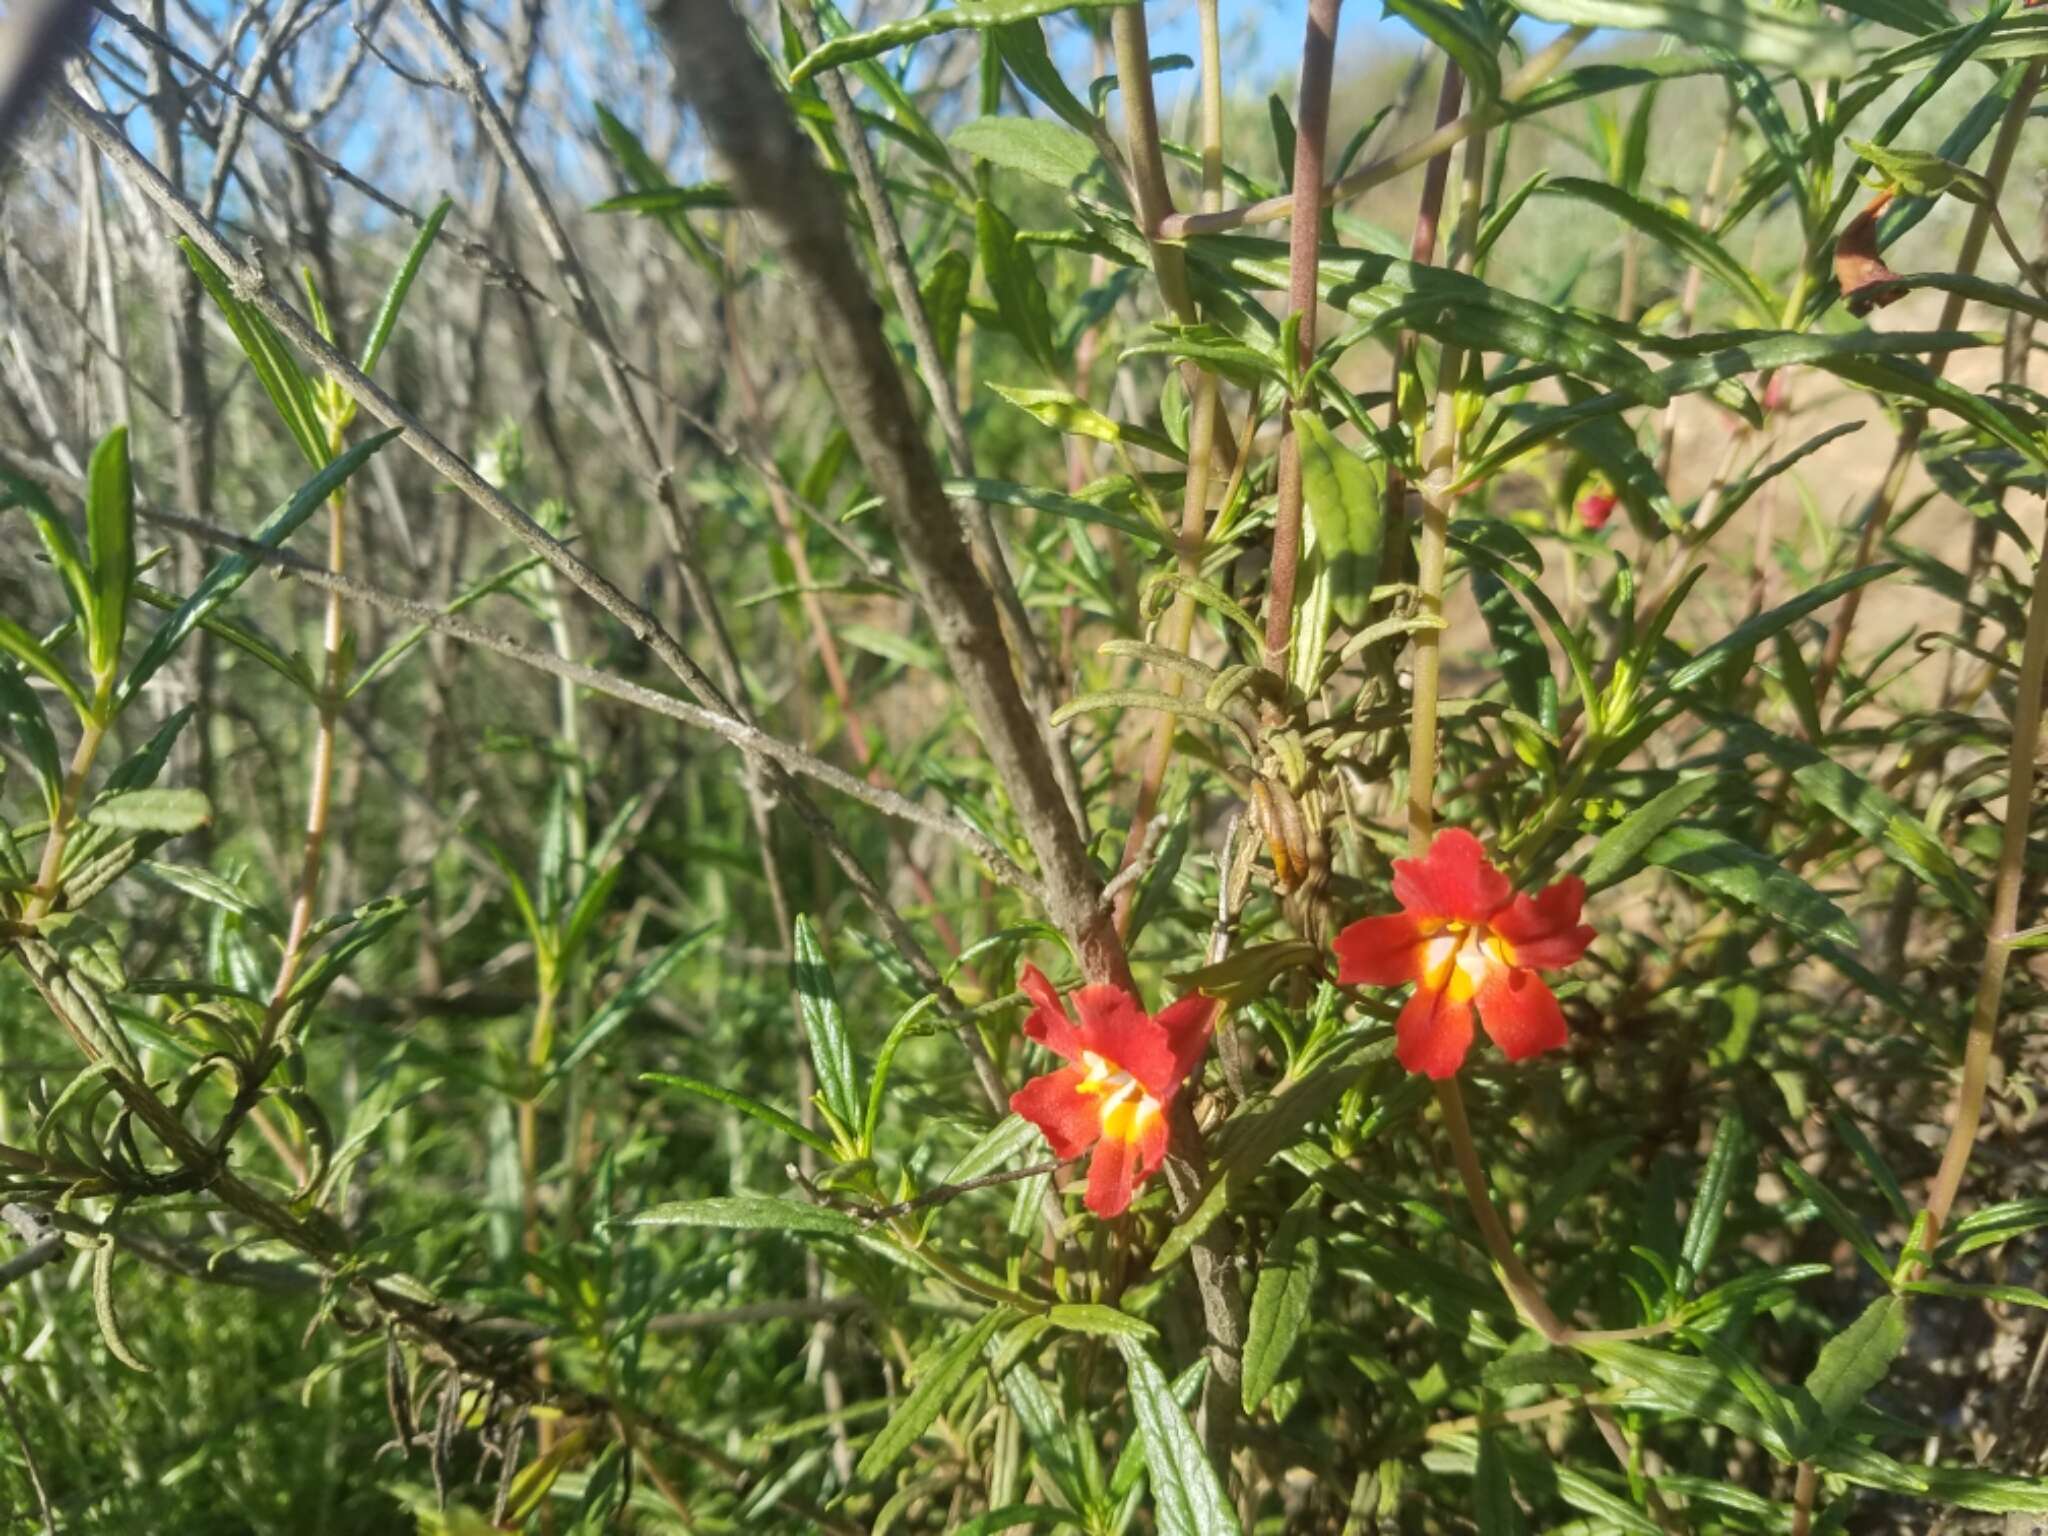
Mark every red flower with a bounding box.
[1008,965,1215,1217]
[1576,487,1617,531]
[1331,829,1593,1079]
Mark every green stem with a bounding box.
[26,702,109,921]
[1911,493,2048,1272]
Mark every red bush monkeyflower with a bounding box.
[1332,829,1593,1079]
[1576,485,1618,531]
[1009,965,1215,1218]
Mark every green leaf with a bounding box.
[1917,1464,2048,1515]
[1292,411,1383,628]
[119,431,397,709]
[1645,826,1856,957]
[0,664,62,816]
[952,117,1099,189]
[1242,1198,1321,1412]
[1185,237,1668,406]
[951,1508,1076,1536]
[945,1112,1044,1186]
[987,384,1181,460]
[84,427,134,681]
[0,615,89,725]
[1712,715,1982,919]
[1384,0,1500,102]
[622,1196,858,1238]
[790,0,1139,84]
[977,201,1058,374]
[92,1239,150,1373]
[1820,352,2043,467]
[642,1074,836,1157]
[359,197,452,376]
[589,185,736,216]
[856,1309,1010,1481]
[1581,1339,1787,1452]
[181,240,329,467]
[1474,1430,1526,1536]
[1510,0,1855,76]
[1937,1197,2048,1262]
[84,787,212,835]
[1661,564,1898,697]
[1114,1335,1241,1536]
[1794,1294,1909,1453]
[1847,138,1994,204]
[991,20,1097,136]
[1456,331,1991,490]
[921,248,973,364]
[949,476,1174,550]
[1776,1156,1893,1279]
[792,915,859,1142]
[1902,1278,2048,1312]
[141,860,271,924]
[1047,1303,1156,1340]
[1678,1110,1748,1291]
[1450,530,1599,727]
[1581,775,1722,891]
[593,102,725,273]
[1153,1035,1389,1273]
[1536,177,1775,318]
[552,928,714,1079]
[0,462,95,637]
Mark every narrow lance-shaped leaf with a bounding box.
[793,915,860,1141]
[84,787,212,835]
[1580,775,1722,891]
[1793,1294,1910,1455]
[1535,177,1775,318]
[976,204,1058,378]
[1114,1335,1242,1536]
[0,665,62,817]
[641,1073,836,1159]
[789,0,1139,84]
[1511,0,1856,77]
[856,1309,1011,1482]
[181,239,329,468]
[1678,1110,1747,1291]
[84,426,134,682]
[623,1195,859,1237]
[1292,411,1383,628]
[118,430,398,709]
[359,197,452,376]
[0,462,95,637]
[952,117,1099,190]
[1242,1197,1322,1412]
[0,612,91,723]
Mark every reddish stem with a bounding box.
[1263,0,1345,672]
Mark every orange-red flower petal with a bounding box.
[1084,1108,1169,1217]
[1474,967,1569,1062]
[1391,827,1512,924]
[1008,968,1217,1218]
[1071,984,1180,1099]
[1019,963,1087,1062]
[1396,984,1475,1079]
[1153,992,1220,1097]
[1009,1066,1101,1160]
[1490,876,1594,971]
[1332,911,1430,987]
[1337,829,1591,1078]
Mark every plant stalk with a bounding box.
[1263,0,1344,674]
